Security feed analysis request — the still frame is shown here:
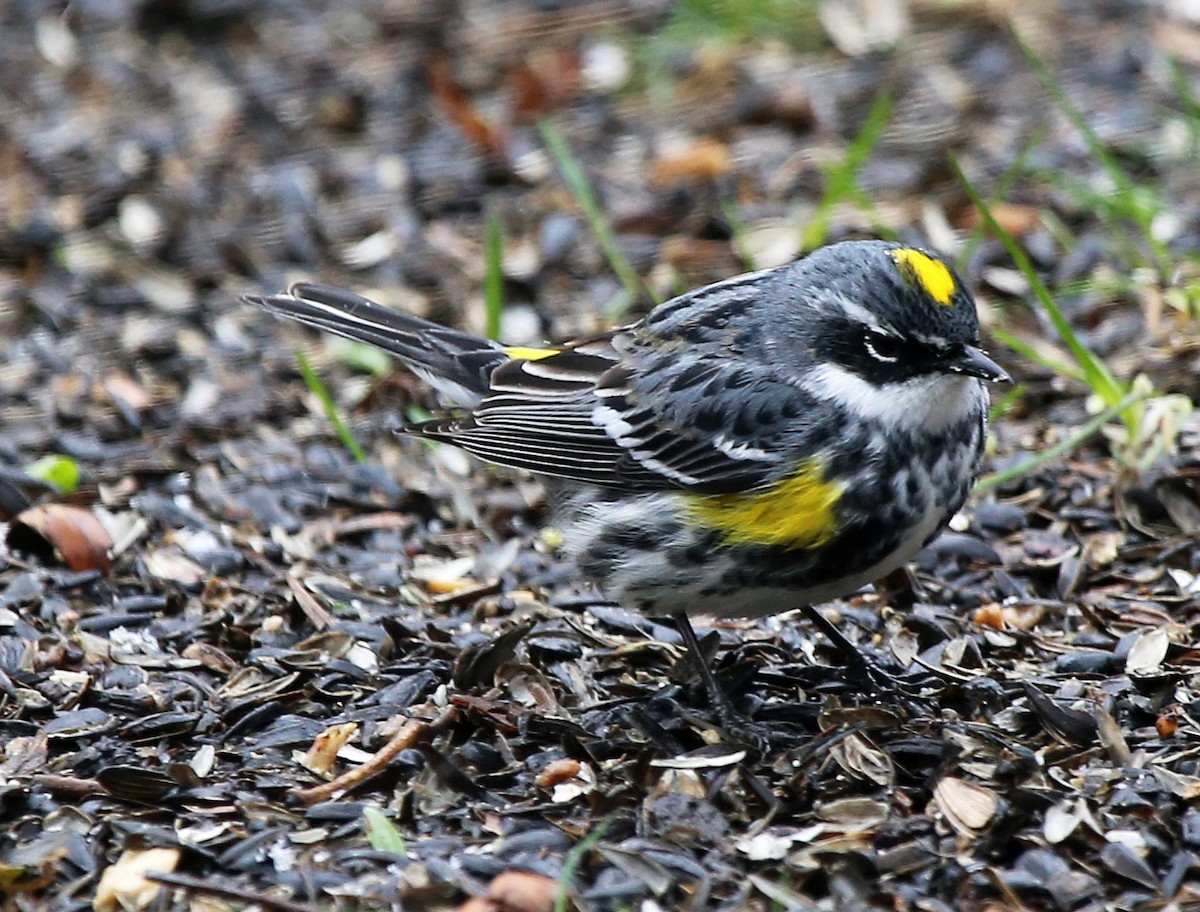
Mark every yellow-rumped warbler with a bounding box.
[246,240,1008,718]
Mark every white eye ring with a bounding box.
[864,334,899,363]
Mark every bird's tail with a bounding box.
[244,282,510,407]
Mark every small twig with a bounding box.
[289,707,456,806]
[28,774,102,797]
[286,572,333,630]
[145,871,319,912]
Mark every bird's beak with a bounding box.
[947,346,1010,383]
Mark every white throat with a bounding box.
[802,364,984,432]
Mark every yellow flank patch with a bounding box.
[891,248,956,306]
[684,458,845,550]
[503,346,558,361]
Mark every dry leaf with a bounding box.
[535,758,580,789]
[301,723,359,776]
[10,504,113,574]
[142,549,205,588]
[93,847,180,911]
[486,870,561,912]
[651,138,731,185]
[427,55,506,158]
[831,733,894,786]
[509,48,580,119]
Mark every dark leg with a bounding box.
[671,611,742,728]
[798,604,927,697]
[798,604,879,679]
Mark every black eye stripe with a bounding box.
[862,330,959,371]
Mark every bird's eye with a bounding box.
[865,332,901,362]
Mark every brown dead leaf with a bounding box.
[535,758,581,789]
[973,602,1044,631]
[427,55,506,158]
[487,870,562,912]
[652,137,732,185]
[301,722,359,776]
[10,504,112,574]
[509,48,580,119]
[958,201,1042,236]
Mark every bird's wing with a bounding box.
[413,334,640,486]
[414,330,805,494]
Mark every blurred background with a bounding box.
[4,0,1199,431]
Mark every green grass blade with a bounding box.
[362,806,406,856]
[989,326,1085,384]
[330,338,393,377]
[1013,29,1134,199]
[1012,28,1168,273]
[846,186,899,241]
[295,349,368,464]
[974,388,1146,495]
[802,93,893,250]
[1168,57,1200,124]
[556,817,611,912]
[538,120,656,310]
[484,210,504,341]
[956,125,1047,271]
[988,382,1026,423]
[953,160,1133,434]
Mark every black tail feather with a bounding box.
[245,283,507,402]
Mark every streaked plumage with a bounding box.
[245,240,1007,620]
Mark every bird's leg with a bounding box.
[798,603,925,698]
[670,611,755,739]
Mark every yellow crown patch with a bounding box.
[684,458,845,551]
[891,248,956,307]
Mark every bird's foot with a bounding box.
[798,604,936,701]
[668,612,772,755]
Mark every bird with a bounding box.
[245,239,1008,727]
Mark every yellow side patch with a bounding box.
[891,248,956,306]
[503,346,558,361]
[684,458,845,550]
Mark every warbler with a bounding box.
[246,240,1007,711]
